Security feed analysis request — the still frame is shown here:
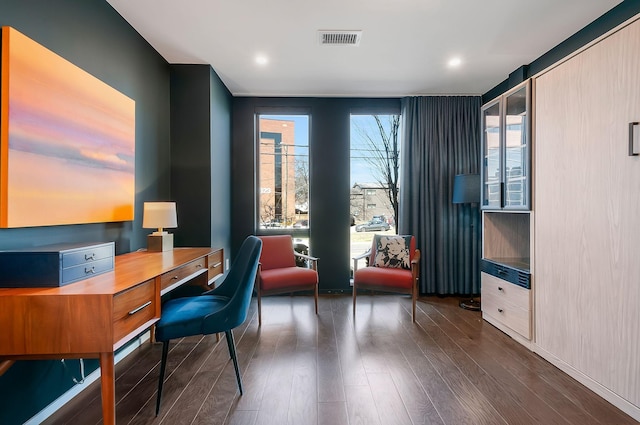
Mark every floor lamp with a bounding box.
[452,174,481,311]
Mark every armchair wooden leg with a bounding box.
[352,284,356,315]
[225,330,243,395]
[412,292,416,323]
[156,341,170,416]
[314,284,319,315]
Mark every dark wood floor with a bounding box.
[44,295,638,425]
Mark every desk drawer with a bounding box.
[62,243,114,269]
[160,257,206,292]
[207,250,223,281]
[62,257,114,284]
[113,279,156,343]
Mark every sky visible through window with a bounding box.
[350,114,400,186]
[261,114,397,186]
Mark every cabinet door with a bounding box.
[535,18,640,407]
[481,99,502,208]
[503,83,530,210]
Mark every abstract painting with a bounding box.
[0,26,135,228]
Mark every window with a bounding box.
[257,113,310,259]
[350,113,401,274]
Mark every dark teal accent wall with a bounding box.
[0,2,232,424]
[231,98,400,292]
[170,65,233,259]
[0,1,171,423]
[483,0,640,102]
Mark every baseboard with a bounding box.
[24,332,150,425]
[533,345,640,422]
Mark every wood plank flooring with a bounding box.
[43,295,638,425]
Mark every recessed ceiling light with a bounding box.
[255,55,268,66]
[448,57,462,68]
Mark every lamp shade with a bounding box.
[143,202,177,230]
[452,174,480,204]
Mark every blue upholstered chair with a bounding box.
[155,236,262,415]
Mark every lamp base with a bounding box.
[147,233,173,252]
[459,297,481,311]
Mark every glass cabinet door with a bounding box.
[503,84,529,209]
[482,100,501,208]
[481,79,530,210]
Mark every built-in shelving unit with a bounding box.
[481,211,532,344]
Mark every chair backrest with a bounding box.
[204,235,262,330]
[368,234,416,267]
[258,235,296,270]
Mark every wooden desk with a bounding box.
[0,247,222,425]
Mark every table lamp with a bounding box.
[143,202,177,252]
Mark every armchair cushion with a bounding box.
[373,235,412,269]
[354,266,413,289]
[259,266,318,291]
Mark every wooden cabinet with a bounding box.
[481,80,531,210]
[534,15,640,414]
[481,212,532,344]
[481,272,531,339]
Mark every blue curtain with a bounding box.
[399,96,481,295]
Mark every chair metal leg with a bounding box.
[258,292,262,326]
[225,330,243,395]
[314,284,319,315]
[156,341,170,416]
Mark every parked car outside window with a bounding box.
[355,219,391,232]
[293,219,309,228]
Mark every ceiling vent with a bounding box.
[318,30,362,46]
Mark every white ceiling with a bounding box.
[106,0,622,97]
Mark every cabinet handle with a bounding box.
[498,308,504,313]
[498,286,503,291]
[171,275,179,280]
[196,264,203,268]
[212,262,222,268]
[128,301,152,316]
[84,266,95,274]
[85,253,96,261]
[629,122,639,156]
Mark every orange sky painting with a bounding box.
[0,27,135,228]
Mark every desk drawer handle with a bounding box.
[196,264,203,268]
[498,286,503,291]
[128,301,152,316]
[497,308,504,313]
[211,262,222,268]
[85,253,96,261]
[85,266,96,275]
[171,275,179,280]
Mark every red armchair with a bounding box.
[256,235,319,325]
[352,234,420,322]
